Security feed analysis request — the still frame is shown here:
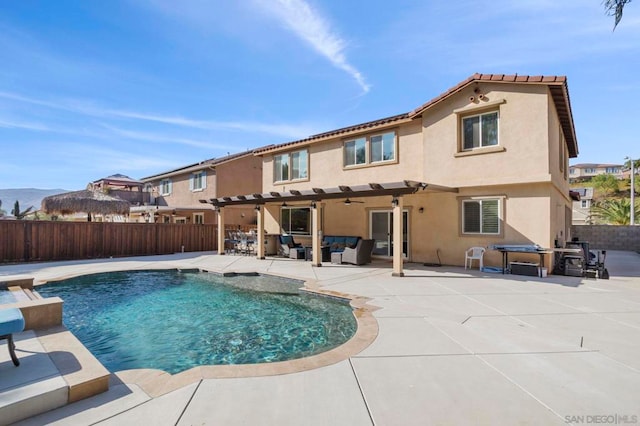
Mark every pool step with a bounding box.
[36,326,111,403]
[0,327,110,425]
[7,286,42,302]
[0,331,68,426]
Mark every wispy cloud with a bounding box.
[254,0,370,94]
[0,91,317,140]
[54,142,183,173]
[0,118,50,131]
[103,109,317,140]
[98,124,230,150]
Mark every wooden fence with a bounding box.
[0,221,252,263]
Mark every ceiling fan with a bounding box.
[344,198,364,206]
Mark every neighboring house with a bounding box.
[207,73,579,275]
[90,174,147,222]
[131,152,262,225]
[569,163,623,182]
[571,187,594,225]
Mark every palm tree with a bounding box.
[11,200,35,220]
[604,0,632,30]
[0,199,5,217]
[590,198,639,225]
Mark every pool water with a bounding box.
[37,270,356,374]
[0,290,17,304]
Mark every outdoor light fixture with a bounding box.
[391,197,399,208]
[310,201,317,209]
[254,205,261,212]
[281,201,288,207]
[418,207,424,213]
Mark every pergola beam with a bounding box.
[202,181,456,207]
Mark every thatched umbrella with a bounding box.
[42,189,131,221]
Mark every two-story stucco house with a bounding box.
[571,187,594,225]
[89,174,147,222]
[569,163,623,182]
[207,74,579,276]
[131,152,262,226]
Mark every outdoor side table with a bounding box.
[331,252,343,264]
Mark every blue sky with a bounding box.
[0,0,638,190]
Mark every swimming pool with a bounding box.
[37,270,357,374]
[0,290,16,304]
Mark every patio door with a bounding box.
[369,210,409,258]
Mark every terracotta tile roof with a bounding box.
[408,73,577,158]
[254,73,578,158]
[252,113,410,155]
[408,73,566,116]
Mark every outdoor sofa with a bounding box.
[322,235,360,253]
[341,239,375,265]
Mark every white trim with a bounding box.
[160,178,172,196]
[193,213,205,224]
[190,170,207,192]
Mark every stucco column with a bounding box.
[217,207,225,255]
[256,206,265,259]
[311,202,322,267]
[392,196,404,277]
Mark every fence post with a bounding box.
[23,221,32,262]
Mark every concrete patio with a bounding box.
[1,250,640,425]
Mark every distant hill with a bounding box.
[0,188,70,215]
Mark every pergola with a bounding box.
[201,180,458,277]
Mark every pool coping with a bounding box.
[37,266,381,399]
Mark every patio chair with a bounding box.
[341,239,375,265]
[238,232,255,256]
[465,246,485,270]
[278,235,302,258]
[225,231,240,254]
[0,308,26,366]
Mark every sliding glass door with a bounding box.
[369,210,409,258]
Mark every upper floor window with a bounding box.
[585,168,596,174]
[190,170,207,192]
[462,198,500,235]
[570,168,576,174]
[371,132,396,163]
[274,149,308,183]
[606,167,618,174]
[462,111,498,150]
[193,213,204,224]
[343,131,397,168]
[344,137,366,166]
[160,179,172,196]
[581,200,590,208]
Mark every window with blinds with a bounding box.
[462,199,500,234]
